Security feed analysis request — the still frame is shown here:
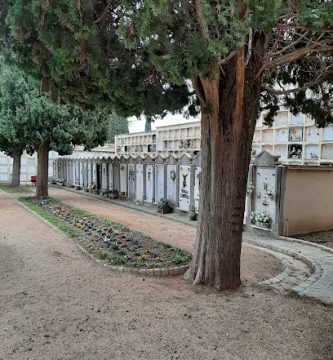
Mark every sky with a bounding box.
[128,112,199,133]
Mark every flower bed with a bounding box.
[20,197,192,271]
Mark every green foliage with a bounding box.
[107,113,129,143]
[0,57,35,157]
[174,248,192,265]
[0,184,32,193]
[0,0,191,117]
[0,0,332,128]
[0,58,108,155]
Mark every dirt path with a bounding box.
[0,191,332,359]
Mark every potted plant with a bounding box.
[101,189,110,197]
[157,198,173,214]
[188,206,198,221]
[109,189,119,199]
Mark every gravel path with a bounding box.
[1,191,332,359]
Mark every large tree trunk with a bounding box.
[10,150,22,187]
[36,143,49,197]
[186,35,266,290]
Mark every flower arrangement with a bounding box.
[250,211,272,228]
[256,210,272,224]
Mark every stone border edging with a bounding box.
[245,238,324,297]
[18,200,189,277]
[247,243,303,291]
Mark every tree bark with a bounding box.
[185,34,266,290]
[36,143,49,197]
[10,150,22,187]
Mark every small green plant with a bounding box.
[97,250,108,260]
[174,249,192,264]
[157,198,173,214]
[110,254,126,265]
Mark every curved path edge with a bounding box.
[243,233,333,306]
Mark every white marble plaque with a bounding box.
[179,165,191,211]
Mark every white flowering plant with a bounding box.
[247,181,255,194]
[250,211,257,224]
[255,211,272,224]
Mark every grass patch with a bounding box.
[18,196,192,269]
[19,197,102,256]
[0,183,32,193]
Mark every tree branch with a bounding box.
[262,79,323,95]
[219,50,237,65]
[259,41,333,77]
[94,1,111,24]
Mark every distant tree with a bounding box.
[1,1,332,290]
[0,58,35,187]
[0,60,108,196]
[23,97,109,197]
[0,134,25,187]
[107,113,129,143]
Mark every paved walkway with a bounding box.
[51,186,333,306]
[244,233,333,305]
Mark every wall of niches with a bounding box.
[54,153,202,214]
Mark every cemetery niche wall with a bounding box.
[54,150,333,236]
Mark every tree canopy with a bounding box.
[0,57,109,154]
[0,57,34,158]
[0,56,109,192]
[0,1,332,124]
[0,0,191,117]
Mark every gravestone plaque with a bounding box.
[194,166,201,211]
[101,163,107,190]
[179,165,191,211]
[108,163,114,190]
[155,164,165,203]
[145,165,154,202]
[120,163,127,194]
[136,164,144,201]
[128,164,135,199]
[166,164,177,206]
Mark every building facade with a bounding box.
[252,110,333,165]
[0,150,58,183]
[115,121,201,157]
[115,110,333,165]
